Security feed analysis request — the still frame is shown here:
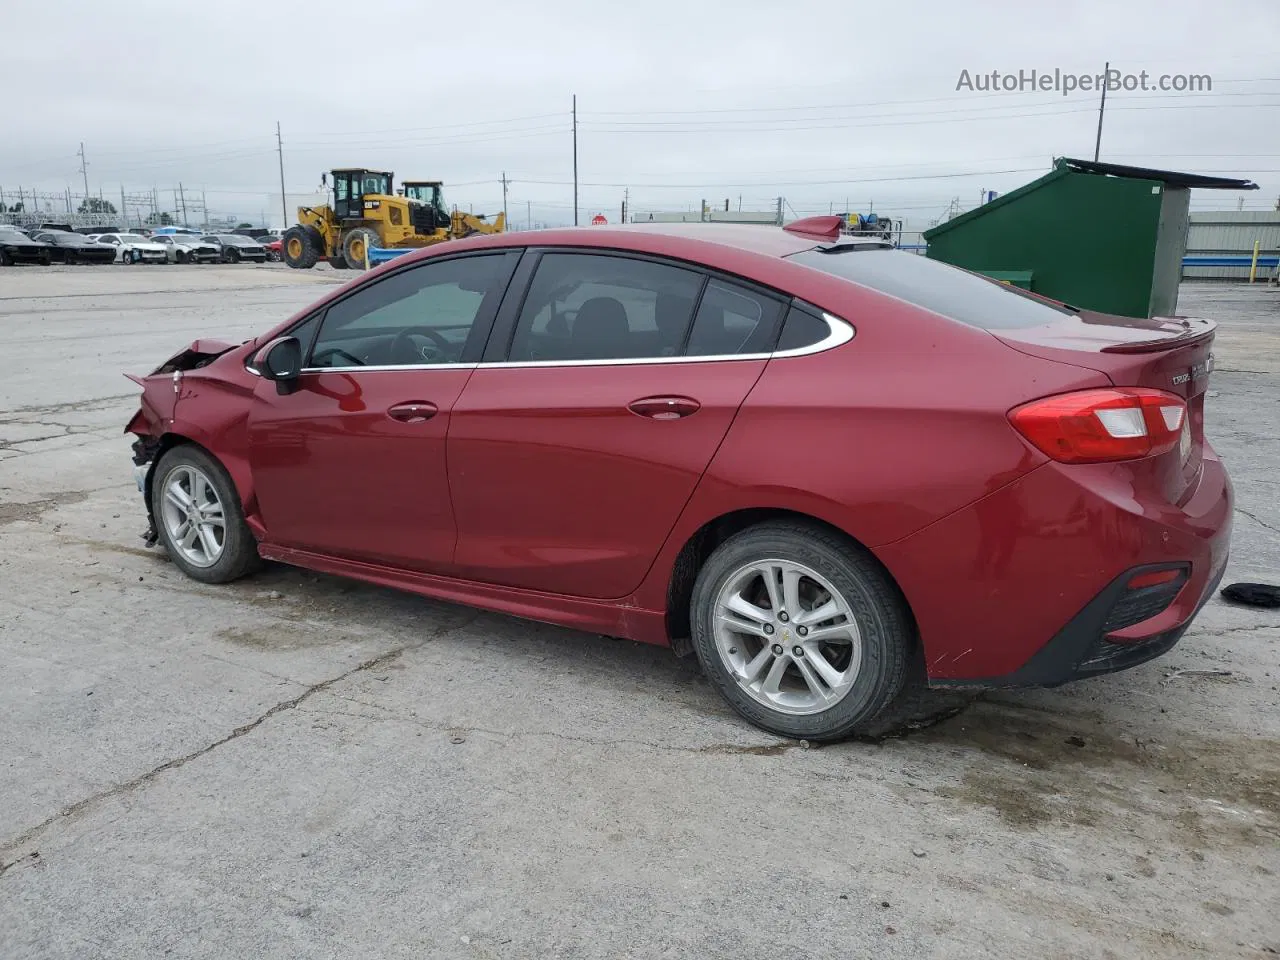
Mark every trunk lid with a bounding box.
[995,310,1215,504]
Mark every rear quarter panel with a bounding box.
[632,285,1113,634]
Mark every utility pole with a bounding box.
[1093,61,1110,162]
[572,94,579,226]
[77,142,89,200]
[501,171,509,228]
[776,196,784,225]
[527,199,531,231]
[202,189,208,228]
[622,186,629,224]
[276,121,288,229]
[177,183,188,226]
[121,185,127,223]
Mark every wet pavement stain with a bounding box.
[215,623,346,651]
[0,491,89,526]
[918,700,1280,845]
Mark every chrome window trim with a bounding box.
[277,312,852,374]
[299,362,481,374]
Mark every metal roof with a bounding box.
[1056,157,1259,191]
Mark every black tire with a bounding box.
[0,249,11,266]
[150,445,260,584]
[342,227,377,270]
[281,226,319,269]
[690,520,913,741]
[326,256,350,270]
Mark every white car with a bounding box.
[148,234,221,264]
[91,233,168,264]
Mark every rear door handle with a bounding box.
[627,396,701,420]
[387,401,439,423]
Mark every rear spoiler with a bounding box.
[1100,325,1215,354]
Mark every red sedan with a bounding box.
[124,218,1231,740]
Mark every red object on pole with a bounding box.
[782,215,844,240]
[591,214,607,226]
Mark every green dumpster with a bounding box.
[923,158,1257,318]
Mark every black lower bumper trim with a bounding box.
[934,558,1228,689]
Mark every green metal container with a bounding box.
[923,158,1256,318]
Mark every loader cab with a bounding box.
[402,181,450,233]
[331,168,393,221]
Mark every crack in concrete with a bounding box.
[1236,508,1279,534]
[0,616,479,876]
[311,689,812,758]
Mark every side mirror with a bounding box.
[253,336,302,394]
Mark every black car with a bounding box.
[31,231,118,264]
[200,234,268,263]
[0,227,53,265]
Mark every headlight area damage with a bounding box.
[123,338,243,546]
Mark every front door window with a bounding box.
[307,254,513,369]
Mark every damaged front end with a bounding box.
[124,338,244,546]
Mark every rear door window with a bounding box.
[685,279,784,356]
[787,247,1073,330]
[507,253,703,361]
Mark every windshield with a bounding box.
[218,235,257,245]
[360,173,391,195]
[46,233,84,245]
[786,247,1074,331]
[404,183,442,204]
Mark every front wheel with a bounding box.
[342,227,377,270]
[690,521,912,742]
[151,445,260,584]
[281,226,319,269]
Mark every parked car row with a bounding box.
[0,225,276,266]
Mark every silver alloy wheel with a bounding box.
[712,559,863,716]
[158,464,226,568]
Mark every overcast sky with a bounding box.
[3,0,1278,228]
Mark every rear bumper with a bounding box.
[937,556,1228,687]
[879,448,1233,684]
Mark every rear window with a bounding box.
[787,247,1072,330]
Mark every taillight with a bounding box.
[1009,388,1187,464]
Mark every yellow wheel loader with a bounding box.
[281,169,505,270]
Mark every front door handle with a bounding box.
[627,396,701,420]
[387,400,439,423]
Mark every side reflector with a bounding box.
[1127,568,1185,590]
[1009,388,1188,464]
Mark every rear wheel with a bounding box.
[0,249,11,266]
[342,227,377,270]
[326,256,350,270]
[281,226,318,269]
[152,445,259,584]
[690,521,912,741]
